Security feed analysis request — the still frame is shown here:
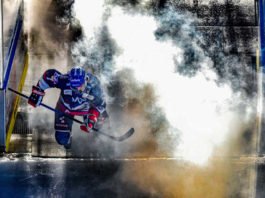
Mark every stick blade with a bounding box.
[117,128,135,141]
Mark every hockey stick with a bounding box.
[8,87,134,141]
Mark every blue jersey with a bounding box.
[37,69,106,116]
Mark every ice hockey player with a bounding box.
[28,66,107,149]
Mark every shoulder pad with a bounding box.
[86,73,100,87]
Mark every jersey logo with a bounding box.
[64,89,72,95]
[53,72,60,83]
[72,97,86,104]
[46,72,60,84]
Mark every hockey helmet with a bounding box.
[69,66,86,88]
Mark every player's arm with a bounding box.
[28,69,62,107]
[37,69,62,90]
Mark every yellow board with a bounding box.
[5,52,29,152]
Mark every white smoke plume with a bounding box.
[72,1,256,164]
[71,1,257,197]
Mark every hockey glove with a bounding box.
[28,85,45,107]
[80,108,100,133]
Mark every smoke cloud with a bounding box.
[71,1,257,196]
[23,0,257,197]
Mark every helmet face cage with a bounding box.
[69,66,86,88]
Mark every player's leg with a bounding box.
[54,111,73,149]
